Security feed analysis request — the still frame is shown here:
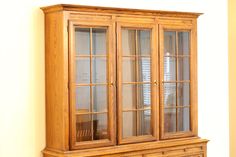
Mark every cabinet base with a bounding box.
[43,138,208,157]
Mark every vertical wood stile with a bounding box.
[135,29,139,136]
[89,27,94,140]
[175,31,179,132]
[117,23,122,143]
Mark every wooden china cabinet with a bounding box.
[41,4,208,157]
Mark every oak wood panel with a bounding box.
[45,11,69,151]
[157,17,194,26]
[42,138,208,157]
[69,13,112,21]
[41,4,202,18]
[191,19,199,136]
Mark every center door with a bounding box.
[117,21,159,144]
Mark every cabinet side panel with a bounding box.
[45,11,69,151]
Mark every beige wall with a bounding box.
[229,0,236,156]
[0,2,45,157]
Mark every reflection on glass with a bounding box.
[137,110,151,136]
[75,28,90,55]
[121,28,152,139]
[76,86,90,112]
[177,107,190,132]
[164,108,176,133]
[123,58,151,83]
[122,29,136,55]
[76,58,90,84]
[164,31,176,56]
[164,83,176,107]
[164,57,176,81]
[137,30,151,55]
[177,83,190,106]
[123,112,136,138]
[122,84,151,110]
[122,84,136,110]
[137,58,151,82]
[76,114,92,142]
[92,29,107,55]
[178,32,190,55]
[93,86,107,112]
[122,110,151,138]
[137,84,151,109]
[93,114,108,140]
[178,57,190,81]
[75,27,109,143]
[122,58,135,82]
[92,57,107,83]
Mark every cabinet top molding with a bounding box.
[41,4,202,18]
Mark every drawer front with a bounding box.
[43,139,207,157]
[100,145,205,157]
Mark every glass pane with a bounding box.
[137,57,151,82]
[137,110,151,136]
[137,84,151,109]
[137,30,151,55]
[164,83,176,107]
[123,111,137,138]
[93,86,107,112]
[122,57,135,82]
[92,28,107,55]
[122,84,136,110]
[178,57,190,81]
[164,31,176,56]
[92,57,107,83]
[177,107,190,132]
[164,57,176,81]
[164,108,176,133]
[93,114,108,140]
[178,32,190,55]
[122,29,136,55]
[76,58,90,84]
[123,84,151,110]
[76,86,90,112]
[76,114,92,142]
[177,83,190,106]
[75,28,90,55]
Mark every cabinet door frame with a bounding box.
[68,19,116,149]
[117,21,159,144]
[159,23,198,139]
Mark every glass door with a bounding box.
[117,22,158,144]
[160,25,197,139]
[69,20,115,149]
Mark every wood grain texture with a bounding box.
[44,11,69,151]
[42,4,207,157]
[41,4,202,18]
[42,138,208,157]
